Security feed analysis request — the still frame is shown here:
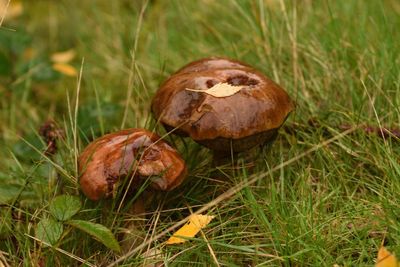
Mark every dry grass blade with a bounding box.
[107,126,359,266]
[25,234,96,267]
[0,0,10,27]
[0,250,10,267]
[121,0,149,129]
[73,59,84,181]
[20,137,76,184]
[199,227,220,267]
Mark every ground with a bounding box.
[0,0,399,266]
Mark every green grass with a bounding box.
[1,0,399,266]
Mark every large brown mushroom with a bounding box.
[151,57,294,153]
[78,128,187,201]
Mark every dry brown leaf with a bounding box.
[376,247,400,267]
[186,82,243,97]
[51,49,76,64]
[0,0,23,21]
[165,214,214,245]
[52,63,77,77]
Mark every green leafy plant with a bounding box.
[1,1,400,266]
[35,195,121,252]
[35,218,63,246]
[49,195,81,221]
[66,220,121,253]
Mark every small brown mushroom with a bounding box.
[152,57,294,153]
[78,128,187,201]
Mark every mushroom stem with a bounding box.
[120,195,146,253]
[212,150,233,166]
[210,151,237,190]
[211,134,279,167]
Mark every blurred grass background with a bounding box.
[0,0,399,266]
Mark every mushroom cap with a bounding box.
[151,57,294,152]
[78,129,187,201]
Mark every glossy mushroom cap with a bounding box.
[152,57,294,152]
[78,129,187,201]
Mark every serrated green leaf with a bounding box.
[35,218,63,246]
[49,195,81,221]
[67,220,121,252]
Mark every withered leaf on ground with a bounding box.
[52,63,77,77]
[51,49,76,64]
[165,214,215,245]
[376,247,400,267]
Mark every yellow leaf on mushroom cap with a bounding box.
[376,247,400,267]
[186,82,243,97]
[165,214,215,245]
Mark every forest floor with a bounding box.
[0,0,399,266]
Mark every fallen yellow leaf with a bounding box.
[52,63,77,77]
[186,82,243,98]
[51,49,76,64]
[0,0,23,21]
[165,214,215,245]
[376,247,399,267]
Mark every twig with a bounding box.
[283,120,400,140]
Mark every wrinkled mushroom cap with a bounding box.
[152,57,294,152]
[79,129,187,201]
